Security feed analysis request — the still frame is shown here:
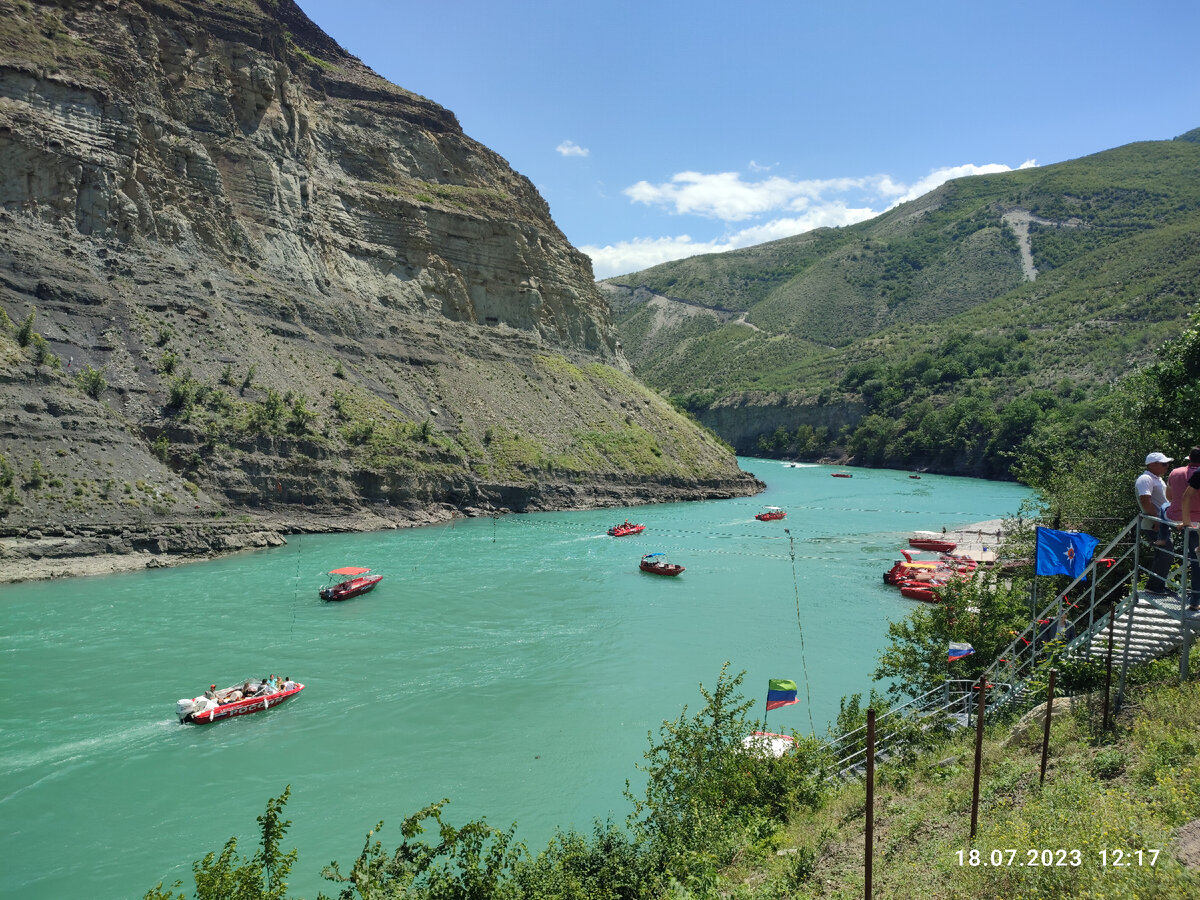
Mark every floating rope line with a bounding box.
[785,528,816,735]
[408,513,460,572]
[292,533,301,634]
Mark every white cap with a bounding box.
[1145,452,1173,465]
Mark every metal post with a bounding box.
[969,675,986,841]
[1029,577,1039,669]
[1133,516,1142,598]
[1039,669,1056,785]
[865,708,875,900]
[1117,595,1136,713]
[1183,621,1194,683]
[1185,526,1196,683]
[1085,585,1096,660]
[1102,612,1115,732]
[1183,525,1193,606]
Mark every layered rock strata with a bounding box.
[0,0,760,579]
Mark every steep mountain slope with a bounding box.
[0,0,759,564]
[604,134,1200,476]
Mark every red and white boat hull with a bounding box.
[178,683,305,724]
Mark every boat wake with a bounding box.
[0,719,174,782]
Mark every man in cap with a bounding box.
[1137,452,1173,593]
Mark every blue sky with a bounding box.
[295,1,1199,279]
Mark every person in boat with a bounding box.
[203,684,217,700]
[283,676,296,690]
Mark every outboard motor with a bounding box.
[176,698,197,723]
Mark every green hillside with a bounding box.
[603,133,1200,477]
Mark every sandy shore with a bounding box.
[941,519,1009,562]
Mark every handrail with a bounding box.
[819,516,1198,778]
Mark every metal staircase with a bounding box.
[1085,596,1187,665]
[824,515,1198,776]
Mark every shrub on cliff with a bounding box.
[76,364,106,400]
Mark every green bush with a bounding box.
[16,309,35,347]
[76,364,107,399]
[629,664,830,885]
[320,799,525,900]
[30,333,58,368]
[143,787,297,900]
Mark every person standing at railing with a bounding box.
[1137,452,1174,593]
[1168,447,1200,612]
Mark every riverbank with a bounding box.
[0,511,1017,587]
[0,507,456,585]
[941,519,1008,562]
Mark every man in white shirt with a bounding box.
[1136,452,1172,593]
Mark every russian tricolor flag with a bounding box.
[766,678,799,710]
[949,642,975,662]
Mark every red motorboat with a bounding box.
[899,583,941,603]
[755,506,787,521]
[909,538,957,552]
[640,552,685,576]
[319,566,383,601]
[176,678,304,724]
[831,471,853,478]
[608,521,645,537]
[884,548,977,585]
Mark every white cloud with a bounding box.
[588,159,1040,278]
[623,171,873,221]
[884,162,1026,206]
[584,204,879,279]
[556,140,589,157]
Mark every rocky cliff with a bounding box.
[0,0,760,577]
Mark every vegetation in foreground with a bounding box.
[144,313,1200,899]
[145,649,1200,900]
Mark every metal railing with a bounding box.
[821,516,1198,778]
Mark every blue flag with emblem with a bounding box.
[1035,527,1099,578]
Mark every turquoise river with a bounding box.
[0,460,1031,899]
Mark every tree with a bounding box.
[319,799,525,900]
[628,664,829,886]
[872,571,1031,701]
[1014,313,1200,543]
[16,308,35,347]
[76,364,107,399]
[143,786,298,900]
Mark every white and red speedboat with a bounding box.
[176,679,304,724]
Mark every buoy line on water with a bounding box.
[785,528,817,735]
